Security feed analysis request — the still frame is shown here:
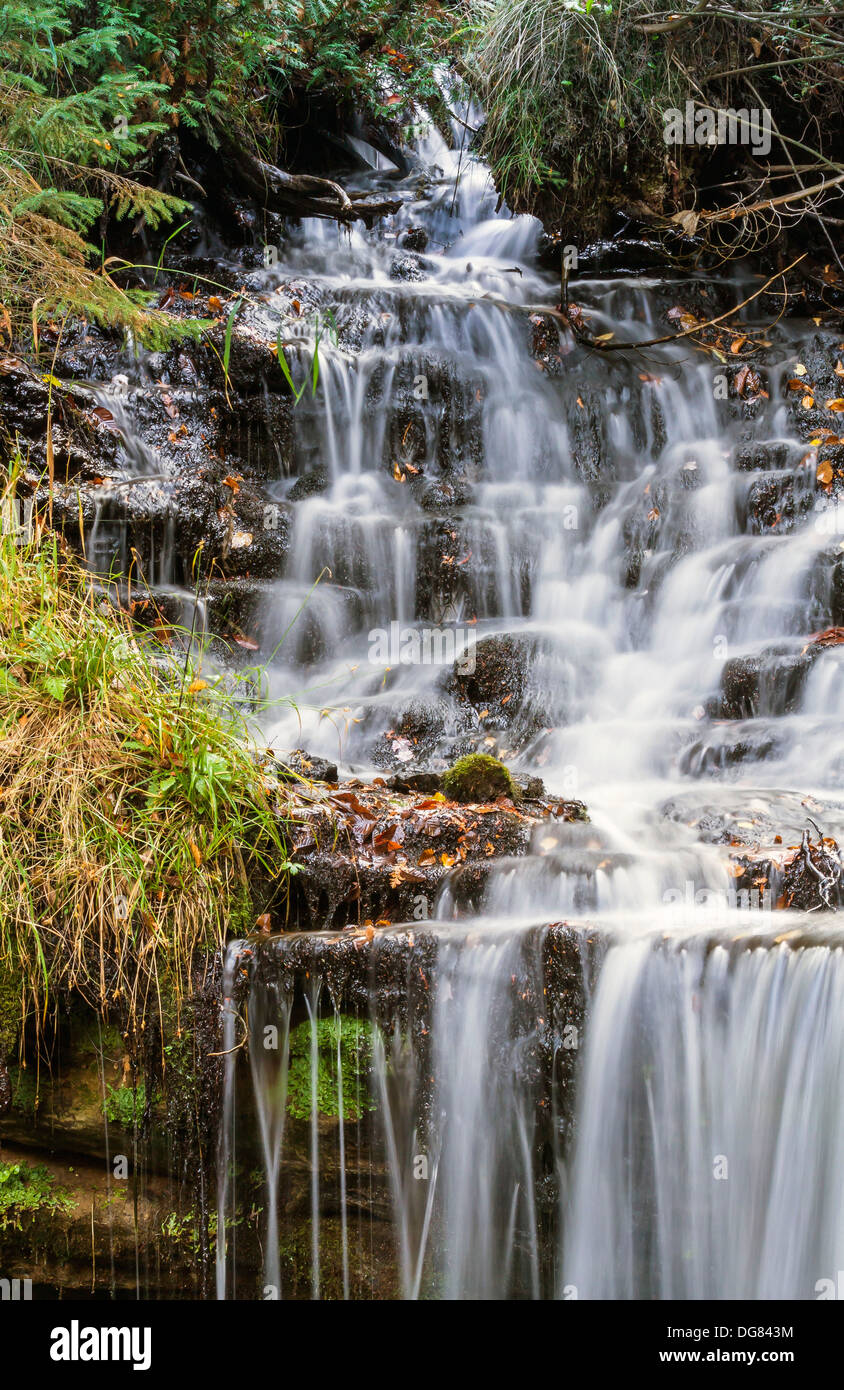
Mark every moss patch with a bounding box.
[0,961,19,1061]
[287,1017,376,1122]
[442,754,518,805]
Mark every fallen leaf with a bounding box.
[671,209,699,238]
[810,626,844,647]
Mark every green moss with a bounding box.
[287,1017,376,1122]
[5,1064,39,1117]
[0,960,20,1061]
[442,754,518,805]
[102,1080,157,1128]
[0,1160,74,1231]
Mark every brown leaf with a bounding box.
[810,626,844,647]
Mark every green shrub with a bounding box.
[0,1159,74,1230]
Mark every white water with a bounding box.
[565,936,844,1300]
[211,89,844,1300]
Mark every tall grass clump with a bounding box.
[467,0,844,239]
[467,0,671,211]
[0,482,291,1040]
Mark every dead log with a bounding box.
[221,134,402,224]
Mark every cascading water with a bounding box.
[208,88,844,1299]
[564,936,844,1300]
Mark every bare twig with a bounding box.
[633,0,711,35]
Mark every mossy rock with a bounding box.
[442,754,519,805]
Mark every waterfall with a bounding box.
[564,937,844,1300]
[208,78,844,1300]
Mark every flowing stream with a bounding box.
[199,96,844,1299]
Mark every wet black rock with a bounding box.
[742,472,814,534]
[513,772,545,799]
[709,647,821,720]
[733,440,791,472]
[400,227,428,253]
[386,770,443,794]
[171,470,290,581]
[783,332,844,442]
[276,749,339,783]
[197,322,289,396]
[390,253,426,282]
[448,631,532,715]
[411,476,475,512]
[371,696,468,771]
[288,464,331,500]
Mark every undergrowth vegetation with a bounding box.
[0,1157,74,1229]
[0,492,292,1043]
[0,1,458,346]
[467,0,844,247]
